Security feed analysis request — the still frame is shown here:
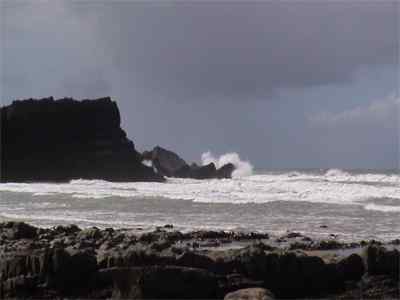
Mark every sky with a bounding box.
[1,1,399,169]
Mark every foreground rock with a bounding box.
[142,146,235,179]
[0,222,398,299]
[0,97,163,182]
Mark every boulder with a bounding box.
[0,97,163,182]
[224,288,275,300]
[77,227,103,241]
[210,247,341,298]
[219,273,265,298]
[96,266,218,299]
[336,253,365,282]
[48,247,98,295]
[364,245,399,279]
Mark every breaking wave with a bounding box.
[0,170,398,213]
[201,151,253,177]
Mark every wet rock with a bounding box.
[315,239,345,250]
[139,229,185,245]
[216,163,236,179]
[53,224,81,236]
[389,238,400,245]
[97,266,218,299]
[212,248,339,298]
[48,247,97,295]
[0,222,37,240]
[210,244,272,279]
[336,253,365,282]
[301,236,313,242]
[77,227,102,241]
[219,273,265,298]
[283,232,303,239]
[364,245,399,279]
[224,287,275,300]
[0,275,39,298]
[0,249,50,281]
[175,251,215,270]
[150,239,173,252]
[191,162,217,179]
[289,242,310,250]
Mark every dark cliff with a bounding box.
[0,97,163,182]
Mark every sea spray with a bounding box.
[324,168,351,177]
[201,151,253,177]
[142,160,153,168]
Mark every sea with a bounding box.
[0,162,399,242]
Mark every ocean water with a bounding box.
[0,168,399,242]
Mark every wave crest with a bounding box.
[201,151,253,178]
[324,168,351,177]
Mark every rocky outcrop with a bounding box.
[0,97,163,182]
[142,146,235,179]
[1,222,398,299]
[142,146,187,177]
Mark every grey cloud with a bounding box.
[1,1,114,101]
[309,94,400,128]
[2,1,398,102]
[65,1,398,101]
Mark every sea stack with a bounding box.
[142,146,235,179]
[0,97,163,182]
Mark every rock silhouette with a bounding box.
[0,97,163,182]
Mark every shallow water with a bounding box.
[0,169,398,241]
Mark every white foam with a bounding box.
[364,203,400,213]
[201,151,253,177]
[0,171,398,212]
[323,168,399,184]
[142,160,153,167]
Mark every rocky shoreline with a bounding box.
[0,222,398,299]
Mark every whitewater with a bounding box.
[0,153,398,241]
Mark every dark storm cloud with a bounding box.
[66,1,398,100]
[2,1,397,101]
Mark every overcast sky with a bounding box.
[1,1,399,169]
